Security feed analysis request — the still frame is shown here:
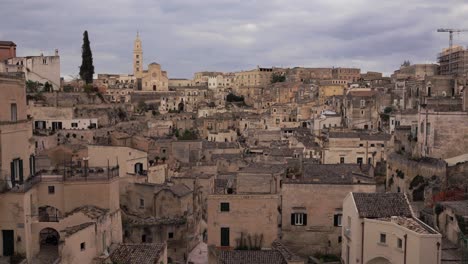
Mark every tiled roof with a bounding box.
[346,90,378,97]
[65,205,109,219]
[61,222,94,237]
[352,193,412,218]
[376,216,437,234]
[271,240,303,262]
[157,183,192,197]
[218,250,287,264]
[123,210,186,226]
[109,243,166,264]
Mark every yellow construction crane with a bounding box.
[437,28,468,48]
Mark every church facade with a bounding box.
[133,33,169,92]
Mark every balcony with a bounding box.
[0,172,41,194]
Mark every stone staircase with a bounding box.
[31,245,59,264]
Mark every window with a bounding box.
[380,233,386,244]
[334,213,342,226]
[340,157,345,164]
[136,55,139,59]
[10,158,23,185]
[29,155,36,176]
[142,234,146,243]
[48,186,55,194]
[370,144,375,147]
[291,213,307,226]
[360,100,365,107]
[139,198,145,208]
[220,202,230,212]
[397,238,403,249]
[338,236,342,243]
[359,143,363,147]
[357,157,363,164]
[71,123,78,128]
[220,227,230,247]
[11,103,17,122]
[80,242,86,251]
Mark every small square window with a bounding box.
[48,186,55,194]
[220,202,230,212]
[380,233,386,244]
[370,144,375,147]
[397,238,403,249]
[80,242,86,251]
[168,232,174,239]
[139,199,145,208]
[359,144,363,147]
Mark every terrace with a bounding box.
[0,165,119,193]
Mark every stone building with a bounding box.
[318,85,345,105]
[342,192,441,264]
[0,40,16,61]
[438,45,468,76]
[234,66,273,88]
[2,50,61,91]
[284,67,332,83]
[132,33,169,92]
[169,78,193,87]
[207,164,284,257]
[417,104,468,159]
[120,181,202,263]
[435,200,468,248]
[343,90,381,130]
[332,67,361,82]
[391,64,438,81]
[0,75,123,263]
[281,163,375,256]
[322,132,390,166]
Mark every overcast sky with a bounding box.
[2,0,468,79]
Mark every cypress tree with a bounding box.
[79,30,94,84]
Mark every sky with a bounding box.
[2,0,468,79]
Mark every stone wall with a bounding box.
[386,152,446,203]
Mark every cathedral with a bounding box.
[133,32,169,91]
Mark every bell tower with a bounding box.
[133,31,143,78]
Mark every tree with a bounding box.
[79,30,95,84]
[44,82,52,92]
[137,101,148,114]
[271,72,286,83]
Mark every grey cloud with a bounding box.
[2,0,468,78]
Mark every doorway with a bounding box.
[2,230,14,256]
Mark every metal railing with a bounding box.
[0,166,119,193]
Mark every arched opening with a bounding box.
[39,228,60,260]
[134,162,143,175]
[38,206,61,222]
[366,256,391,264]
